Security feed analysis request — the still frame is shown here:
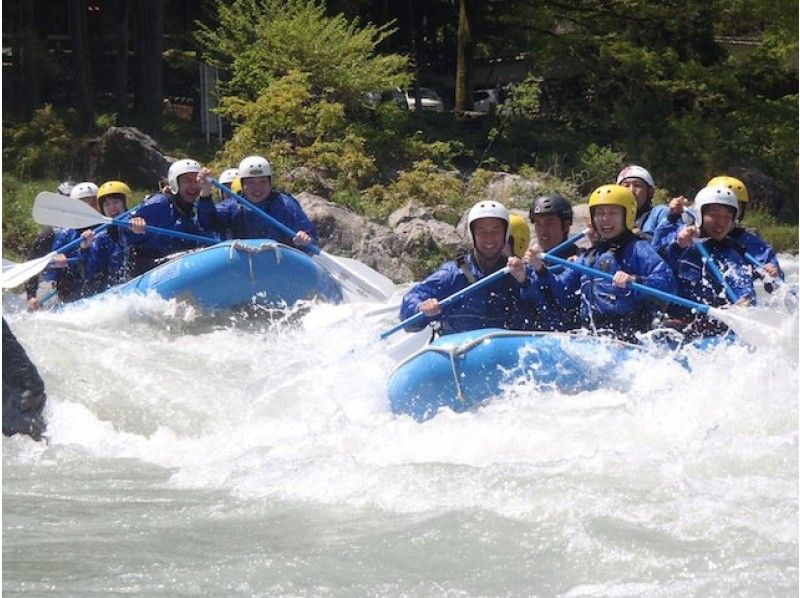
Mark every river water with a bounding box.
[3,256,798,596]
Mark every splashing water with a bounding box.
[3,255,798,595]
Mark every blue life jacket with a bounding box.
[82,228,130,293]
[400,253,535,335]
[728,227,783,282]
[124,193,219,275]
[557,231,676,341]
[522,263,581,332]
[44,227,93,302]
[664,237,758,309]
[636,203,670,241]
[213,190,318,248]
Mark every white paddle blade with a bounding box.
[386,327,432,363]
[314,252,394,302]
[32,192,110,228]
[1,253,56,289]
[709,305,798,359]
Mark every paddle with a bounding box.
[32,192,219,245]
[695,240,738,302]
[541,251,791,351]
[2,204,138,289]
[208,179,394,302]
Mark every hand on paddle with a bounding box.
[197,168,214,198]
[293,230,312,248]
[669,195,690,217]
[676,225,698,249]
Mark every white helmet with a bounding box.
[467,200,510,242]
[219,168,239,185]
[694,185,739,220]
[238,155,272,179]
[167,158,202,194]
[70,182,99,201]
[616,165,655,188]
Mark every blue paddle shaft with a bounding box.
[542,252,711,315]
[209,179,320,255]
[114,220,217,245]
[695,241,738,302]
[53,206,138,256]
[380,266,512,339]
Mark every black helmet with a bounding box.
[529,193,573,223]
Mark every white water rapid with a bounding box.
[3,255,798,596]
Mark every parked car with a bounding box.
[364,88,409,110]
[405,87,444,112]
[472,88,500,113]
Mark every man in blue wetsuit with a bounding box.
[616,165,669,242]
[653,175,784,291]
[400,201,535,335]
[661,186,760,336]
[125,158,219,276]
[207,155,317,249]
[523,193,581,331]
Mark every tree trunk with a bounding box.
[455,0,474,112]
[115,0,131,122]
[68,0,94,131]
[133,0,164,135]
[408,0,421,109]
[13,1,41,119]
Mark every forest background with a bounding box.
[2,0,797,260]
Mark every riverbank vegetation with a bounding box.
[3,0,797,260]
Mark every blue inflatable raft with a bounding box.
[92,239,343,310]
[388,328,648,421]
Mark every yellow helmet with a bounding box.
[588,184,637,230]
[507,213,531,258]
[706,175,749,203]
[97,180,133,209]
[230,177,242,194]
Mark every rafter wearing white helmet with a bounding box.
[70,182,99,211]
[238,156,273,202]
[167,158,203,200]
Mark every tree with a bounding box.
[68,0,94,131]
[454,0,475,112]
[196,0,411,184]
[133,0,164,135]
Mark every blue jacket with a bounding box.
[663,238,758,309]
[213,190,318,248]
[82,229,130,293]
[728,227,783,282]
[124,193,220,275]
[555,232,677,340]
[521,263,581,332]
[651,207,699,253]
[44,227,94,302]
[400,253,536,335]
[636,203,670,241]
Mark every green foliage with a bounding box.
[361,160,466,221]
[1,175,57,261]
[572,144,626,194]
[2,106,76,179]
[741,208,799,254]
[196,0,410,104]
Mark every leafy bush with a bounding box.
[3,106,77,179]
[572,144,626,195]
[361,160,466,221]
[741,208,799,254]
